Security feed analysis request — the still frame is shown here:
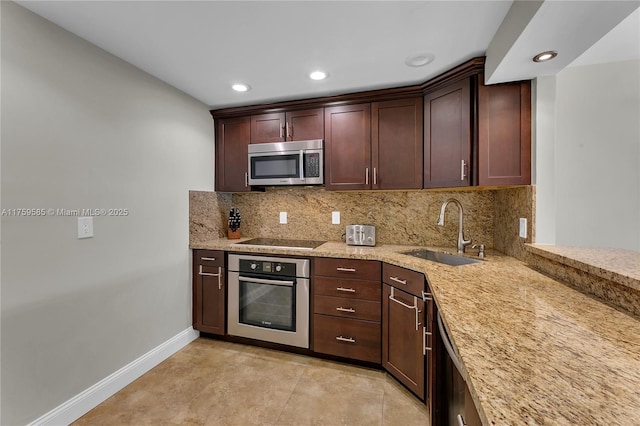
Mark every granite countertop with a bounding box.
[192,238,640,425]
[527,243,640,291]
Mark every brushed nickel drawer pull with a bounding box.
[461,160,467,181]
[336,287,356,293]
[389,276,407,285]
[365,167,369,185]
[200,257,217,261]
[422,291,433,302]
[336,267,356,272]
[336,307,356,313]
[336,336,355,343]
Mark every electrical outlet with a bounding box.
[519,218,527,239]
[78,216,94,239]
[332,211,340,224]
[279,212,287,224]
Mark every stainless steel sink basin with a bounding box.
[402,249,482,266]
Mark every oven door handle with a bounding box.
[238,275,295,287]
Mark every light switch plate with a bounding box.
[78,216,94,239]
[332,211,340,224]
[279,212,287,224]
[519,218,527,239]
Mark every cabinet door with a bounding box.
[193,258,225,335]
[372,98,423,190]
[251,112,285,143]
[216,117,251,192]
[477,79,531,186]
[424,79,471,188]
[286,108,324,141]
[324,104,372,190]
[382,284,425,399]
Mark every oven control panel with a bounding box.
[240,259,296,277]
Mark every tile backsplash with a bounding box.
[190,186,535,260]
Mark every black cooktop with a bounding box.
[234,238,326,250]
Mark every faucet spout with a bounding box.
[437,198,472,254]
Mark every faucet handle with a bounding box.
[472,244,485,258]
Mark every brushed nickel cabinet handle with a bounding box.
[286,122,292,139]
[373,167,377,185]
[336,336,356,343]
[389,287,420,331]
[198,265,221,277]
[422,291,433,301]
[423,327,432,355]
[245,172,249,187]
[461,160,467,181]
[336,307,356,313]
[389,276,407,285]
[336,287,356,293]
[457,414,467,426]
[336,267,356,272]
[365,167,369,185]
[200,257,217,261]
[199,265,222,290]
[280,124,284,138]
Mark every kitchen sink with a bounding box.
[402,249,482,266]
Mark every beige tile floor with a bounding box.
[73,338,430,426]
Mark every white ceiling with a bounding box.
[15,1,640,110]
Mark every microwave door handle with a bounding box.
[299,150,305,181]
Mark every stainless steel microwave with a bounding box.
[248,139,324,186]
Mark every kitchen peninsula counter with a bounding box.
[191,239,640,425]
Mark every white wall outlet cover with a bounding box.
[519,218,528,239]
[279,211,287,224]
[78,216,94,239]
[332,211,340,224]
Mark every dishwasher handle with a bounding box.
[437,311,463,375]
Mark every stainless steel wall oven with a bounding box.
[227,254,310,348]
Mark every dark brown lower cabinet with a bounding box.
[382,284,426,400]
[193,250,225,335]
[313,315,381,363]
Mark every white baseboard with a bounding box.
[29,327,199,426]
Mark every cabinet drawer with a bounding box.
[194,250,224,267]
[315,258,381,281]
[313,315,381,363]
[315,295,381,322]
[314,276,381,301]
[383,263,424,297]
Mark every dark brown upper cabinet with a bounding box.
[372,98,423,190]
[210,57,531,191]
[477,78,531,186]
[250,108,324,143]
[215,116,251,192]
[324,104,372,190]
[424,75,531,188]
[423,79,472,189]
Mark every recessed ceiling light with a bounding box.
[405,53,435,67]
[232,83,251,92]
[309,71,328,80]
[532,51,558,63]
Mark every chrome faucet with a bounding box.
[437,198,472,254]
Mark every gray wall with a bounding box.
[535,60,640,251]
[1,3,214,424]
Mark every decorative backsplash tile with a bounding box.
[190,186,536,260]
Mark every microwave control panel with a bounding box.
[304,153,321,178]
